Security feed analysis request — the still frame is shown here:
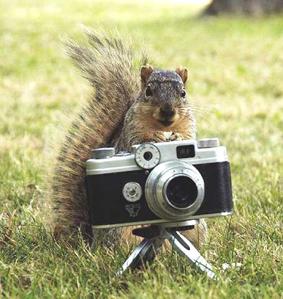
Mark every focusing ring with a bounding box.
[145,161,205,220]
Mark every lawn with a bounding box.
[0,0,282,298]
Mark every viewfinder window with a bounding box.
[176,145,195,159]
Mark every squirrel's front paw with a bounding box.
[169,132,183,141]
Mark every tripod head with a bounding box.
[132,220,199,238]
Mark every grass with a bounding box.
[0,0,282,298]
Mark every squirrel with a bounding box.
[49,31,207,248]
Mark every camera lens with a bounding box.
[143,151,153,161]
[145,161,205,220]
[165,176,198,209]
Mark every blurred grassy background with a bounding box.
[0,0,282,298]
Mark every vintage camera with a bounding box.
[86,138,233,228]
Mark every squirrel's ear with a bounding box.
[141,65,154,87]
[176,67,188,84]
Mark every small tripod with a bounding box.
[117,220,216,279]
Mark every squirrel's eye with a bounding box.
[181,90,186,98]
[145,86,152,97]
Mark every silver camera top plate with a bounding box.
[86,139,228,175]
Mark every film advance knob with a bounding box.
[198,138,220,148]
[92,147,115,159]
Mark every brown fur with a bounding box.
[49,32,145,244]
[114,67,206,248]
[49,32,207,248]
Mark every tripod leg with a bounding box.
[117,237,163,275]
[167,231,216,279]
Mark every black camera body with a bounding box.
[86,138,233,228]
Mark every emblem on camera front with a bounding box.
[125,203,141,217]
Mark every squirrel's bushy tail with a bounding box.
[50,31,146,243]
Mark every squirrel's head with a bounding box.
[140,65,189,129]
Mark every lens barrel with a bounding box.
[165,176,198,209]
[145,161,205,220]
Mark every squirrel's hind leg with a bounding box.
[53,223,94,247]
[180,219,208,249]
[92,227,124,248]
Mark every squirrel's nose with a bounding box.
[159,107,176,119]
